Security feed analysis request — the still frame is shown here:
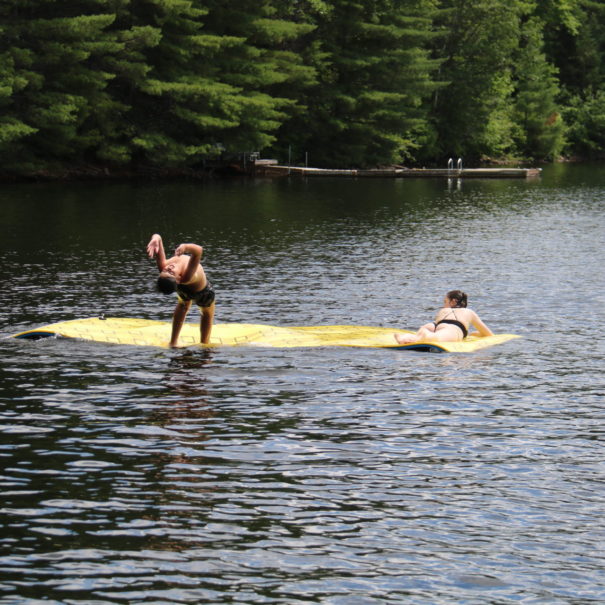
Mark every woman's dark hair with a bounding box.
[447,289,468,308]
[157,276,177,294]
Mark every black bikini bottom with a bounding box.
[435,319,468,338]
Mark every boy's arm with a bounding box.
[175,243,203,283]
[147,234,167,271]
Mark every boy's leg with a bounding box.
[170,301,191,347]
[200,302,215,344]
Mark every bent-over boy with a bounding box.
[146,233,215,346]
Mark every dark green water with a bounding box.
[0,164,604,603]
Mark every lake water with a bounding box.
[0,164,604,603]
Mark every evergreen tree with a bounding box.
[0,35,38,169]
[564,89,605,157]
[512,16,565,160]
[430,0,526,163]
[538,0,605,158]
[575,0,605,92]
[3,0,605,174]
[108,0,318,167]
[91,1,162,165]
[535,0,585,95]
[198,0,318,157]
[108,0,240,167]
[0,0,121,174]
[291,0,441,168]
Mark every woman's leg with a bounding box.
[394,323,461,344]
[394,324,432,344]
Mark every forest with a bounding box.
[1,0,604,177]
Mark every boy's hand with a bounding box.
[146,234,161,258]
[175,244,188,256]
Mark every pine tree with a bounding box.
[0,40,38,170]
[0,0,122,174]
[513,16,565,160]
[107,0,238,167]
[538,0,605,158]
[534,0,584,95]
[430,0,527,162]
[288,0,441,168]
[564,89,605,157]
[104,0,319,168]
[198,0,318,157]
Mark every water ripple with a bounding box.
[0,172,604,603]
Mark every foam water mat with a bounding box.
[12,317,521,353]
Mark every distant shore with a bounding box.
[0,155,599,184]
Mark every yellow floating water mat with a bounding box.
[12,317,520,353]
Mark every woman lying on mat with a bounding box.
[394,290,493,344]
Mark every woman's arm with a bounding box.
[470,311,493,337]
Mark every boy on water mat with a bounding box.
[394,290,493,345]
[146,233,215,346]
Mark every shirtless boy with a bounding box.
[146,233,215,347]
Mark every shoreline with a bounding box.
[0,156,600,184]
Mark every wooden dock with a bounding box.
[252,161,541,179]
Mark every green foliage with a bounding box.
[538,0,602,97]
[0,0,604,175]
[513,17,566,160]
[564,89,605,157]
[285,0,442,167]
[536,0,583,35]
[430,0,528,162]
[197,0,319,156]
[0,4,122,172]
[0,118,38,144]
